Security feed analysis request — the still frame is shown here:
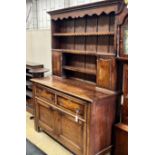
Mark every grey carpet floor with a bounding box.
[26,139,47,155]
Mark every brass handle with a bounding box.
[75,108,81,122]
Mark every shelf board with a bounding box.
[29,68,49,74]
[26,80,32,86]
[97,52,116,56]
[53,32,114,37]
[115,123,128,132]
[26,103,33,114]
[56,49,94,55]
[63,66,96,75]
[52,49,116,57]
[116,57,128,61]
[26,73,33,77]
[26,90,32,98]
[26,61,43,69]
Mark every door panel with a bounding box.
[97,58,116,90]
[56,111,85,155]
[36,99,55,132]
[52,51,62,76]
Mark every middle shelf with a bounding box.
[52,49,116,56]
[53,32,114,37]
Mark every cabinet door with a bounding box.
[56,111,86,155]
[52,51,62,76]
[97,58,117,90]
[36,99,55,133]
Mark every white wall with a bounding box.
[26,0,103,29]
[26,29,51,75]
[26,0,104,75]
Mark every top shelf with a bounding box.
[53,32,114,37]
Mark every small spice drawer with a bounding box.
[36,86,55,103]
[57,95,85,117]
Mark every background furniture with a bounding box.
[31,1,127,155]
[26,62,49,114]
[114,1,128,155]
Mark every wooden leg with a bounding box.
[30,116,34,120]
[35,125,40,132]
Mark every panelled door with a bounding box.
[35,99,55,133]
[55,110,86,155]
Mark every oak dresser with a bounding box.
[31,1,123,155]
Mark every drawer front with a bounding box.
[57,96,84,117]
[36,86,55,103]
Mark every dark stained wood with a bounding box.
[123,64,128,98]
[93,96,117,154]
[97,58,117,90]
[86,37,97,54]
[114,123,128,155]
[86,15,97,33]
[122,97,128,125]
[75,37,85,51]
[75,18,85,33]
[52,51,62,76]
[113,2,128,155]
[97,36,109,54]
[98,14,109,32]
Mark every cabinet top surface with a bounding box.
[31,76,113,102]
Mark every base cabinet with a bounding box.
[33,83,117,155]
[35,96,86,155]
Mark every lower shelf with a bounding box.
[26,105,33,114]
[26,90,32,98]
[63,66,96,75]
[26,99,33,114]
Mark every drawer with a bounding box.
[36,86,55,103]
[57,96,85,117]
